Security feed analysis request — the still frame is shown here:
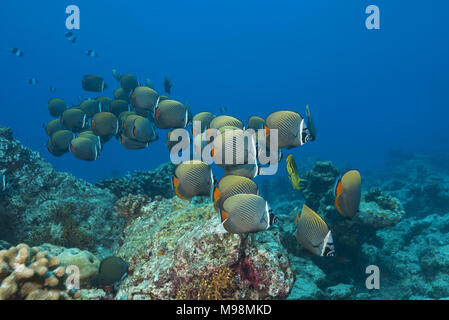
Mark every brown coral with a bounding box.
[114,194,150,223]
[0,243,81,300]
[28,203,95,251]
[175,267,237,300]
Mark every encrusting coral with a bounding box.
[114,194,150,224]
[176,266,237,300]
[0,243,80,300]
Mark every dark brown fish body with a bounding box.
[82,75,106,92]
[247,116,265,130]
[164,76,172,94]
[91,112,119,137]
[48,98,67,117]
[45,119,64,136]
[96,96,113,112]
[109,99,130,117]
[51,130,74,152]
[114,88,130,103]
[120,74,139,93]
[120,134,149,150]
[46,139,67,157]
[70,137,99,161]
[154,100,188,129]
[131,86,159,111]
[61,108,87,130]
[80,99,101,117]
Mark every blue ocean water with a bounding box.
[1,0,448,182]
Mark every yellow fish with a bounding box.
[286,154,306,190]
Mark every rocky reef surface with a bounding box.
[96,162,175,199]
[114,197,294,299]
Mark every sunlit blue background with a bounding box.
[1,0,448,182]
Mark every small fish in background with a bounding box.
[127,116,158,143]
[64,31,77,43]
[49,86,57,93]
[209,115,244,131]
[305,104,317,142]
[286,154,306,190]
[164,76,172,94]
[333,169,362,219]
[11,48,23,57]
[82,74,106,92]
[120,73,139,93]
[86,49,98,57]
[247,116,265,131]
[295,204,335,256]
[145,78,154,89]
[28,78,38,85]
[219,106,228,114]
[114,88,130,102]
[112,69,121,82]
[192,111,215,136]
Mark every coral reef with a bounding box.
[360,213,449,299]
[379,153,449,217]
[357,188,405,229]
[0,243,80,300]
[0,126,123,255]
[96,162,175,199]
[37,244,100,283]
[114,194,150,224]
[114,197,294,300]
